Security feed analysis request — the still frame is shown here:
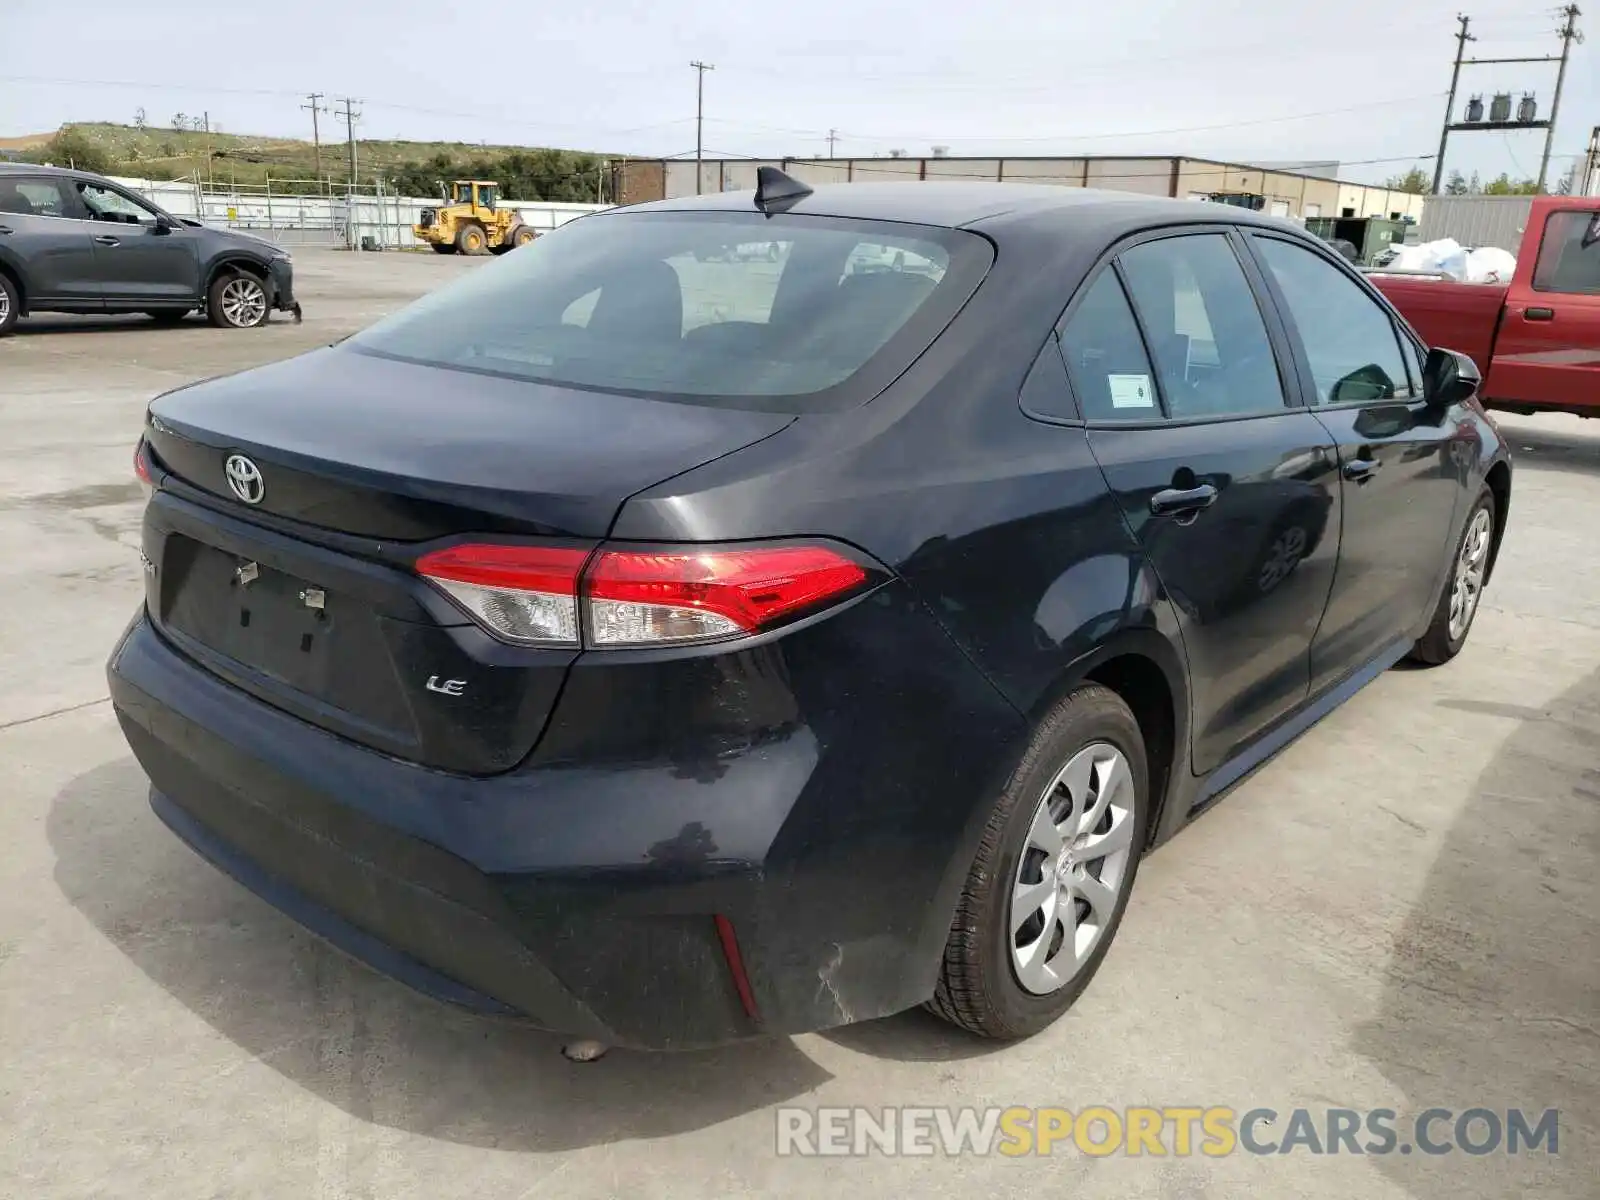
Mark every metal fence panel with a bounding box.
[109,176,608,250]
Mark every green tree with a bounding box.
[34,128,111,174]
[1482,173,1540,195]
[1444,170,1470,195]
[1384,166,1431,194]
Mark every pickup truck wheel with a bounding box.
[207,272,270,329]
[928,684,1149,1039]
[1410,486,1495,666]
[0,272,18,336]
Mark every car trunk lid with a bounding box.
[140,346,793,774]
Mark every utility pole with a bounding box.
[690,61,714,194]
[301,92,328,182]
[1537,4,1584,192]
[1432,14,1475,193]
[826,129,839,158]
[335,98,361,187]
[334,98,362,250]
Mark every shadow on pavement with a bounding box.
[1354,664,1599,1198]
[816,1006,999,1063]
[1493,422,1600,480]
[49,757,833,1152]
[12,315,197,336]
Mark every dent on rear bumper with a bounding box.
[107,586,1023,1048]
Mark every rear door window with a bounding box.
[1116,233,1290,420]
[1057,269,1161,421]
[0,177,73,218]
[1252,236,1418,403]
[1532,210,1600,295]
[350,212,992,412]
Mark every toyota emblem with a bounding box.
[224,454,265,505]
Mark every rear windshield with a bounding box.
[350,210,993,411]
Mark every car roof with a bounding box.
[0,161,94,180]
[626,181,1297,237]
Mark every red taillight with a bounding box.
[586,545,868,645]
[416,541,871,649]
[415,544,589,647]
[134,439,154,498]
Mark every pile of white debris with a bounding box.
[1370,238,1519,284]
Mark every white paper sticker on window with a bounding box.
[1108,374,1156,410]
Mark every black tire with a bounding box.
[512,225,537,248]
[456,224,487,255]
[430,242,457,255]
[1409,485,1496,666]
[0,271,18,337]
[145,310,189,324]
[929,684,1151,1039]
[205,271,270,329]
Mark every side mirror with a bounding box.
[152,214,173,236]
[1422,347,1480,408]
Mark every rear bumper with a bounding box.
[108,595,1022,1049]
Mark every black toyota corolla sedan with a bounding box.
[109,173,1511,1050]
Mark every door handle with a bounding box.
[1342,457,1382,482]
[1524,307,1555,321]
[92,235,120,246]
[1150,483,1219,516]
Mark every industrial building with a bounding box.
[614,154,1428,222]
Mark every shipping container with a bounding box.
[1416,194,1534,254]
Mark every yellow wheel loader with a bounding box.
[413,181,540,256]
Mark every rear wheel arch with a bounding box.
[1029,632,1189,850]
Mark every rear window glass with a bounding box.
[351,211,992,411]
[1532,210,1600,295]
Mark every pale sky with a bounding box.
[3,0,1595,187]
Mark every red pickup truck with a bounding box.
[1372,196,1600,418]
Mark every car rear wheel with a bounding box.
[1409,486,1495,666]
[456,225,487,255]
[929,683,1149,1039]
[0,272,18,336]
[206,272,270,329]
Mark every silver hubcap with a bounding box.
[0,286,10,323]
[221,277,267,327]
[1448,507,1493,641]
[1258,525,1308,593]
[1010,742,1137,995]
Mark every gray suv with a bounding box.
[0,163,299,336]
